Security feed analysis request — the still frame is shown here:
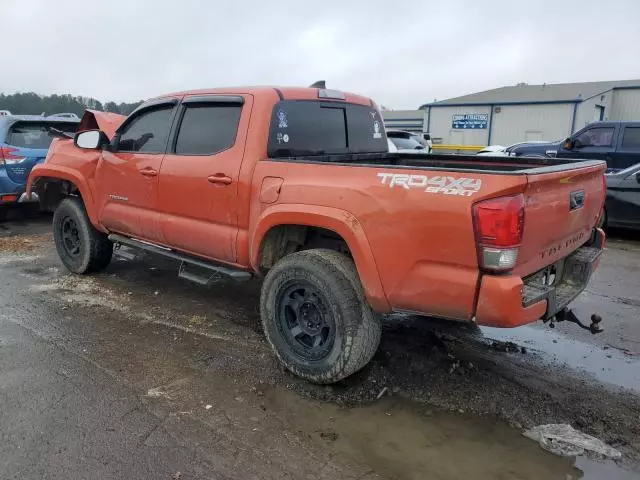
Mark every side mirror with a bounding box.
[563,138,574,149]
[74,130,105,150]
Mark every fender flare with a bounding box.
[28,164,101,228]
[250,204,390,312]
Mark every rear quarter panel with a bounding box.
[250,161,527,319]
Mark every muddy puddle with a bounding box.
[481,325,640,393]
[264,391,636,480]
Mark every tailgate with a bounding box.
[2,145,48,185]
[515,162,606,276]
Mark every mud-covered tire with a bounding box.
[260,249,381,384]
[53,197,113,274]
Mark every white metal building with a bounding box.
[380,109,425,132]
[383,79,640,149]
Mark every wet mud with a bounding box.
[1,215,639,479]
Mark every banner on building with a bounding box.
[452,114,488,129]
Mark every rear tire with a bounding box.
[53,197,113,274]
[260,249,381,384]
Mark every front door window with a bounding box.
[575,127,614,147]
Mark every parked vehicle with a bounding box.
[422,133,433,153]
[507,122,640,173]
[477,142,549,156]
[603,163,640,229]
[0,115,79,220]
[387,129,432,153]
[29,86,606,384]
[48,113,80,120]
[476,145,507,156]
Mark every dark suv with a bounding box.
[508,121,640,173]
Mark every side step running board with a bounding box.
[108,234,252,282]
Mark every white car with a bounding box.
[476,145,507,155]
[386,129,432,154]
[48,113,80,120]
[0,110,11,117]
[476,141,551,156]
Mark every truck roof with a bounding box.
[149,86,374,107]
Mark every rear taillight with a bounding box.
[0,146,24,166]
[473,194,525,272]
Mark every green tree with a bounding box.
[0,92,144,116]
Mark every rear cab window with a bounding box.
[267,101,388,158]
[6,122,78,149]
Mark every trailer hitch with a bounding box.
[545,308,603,334]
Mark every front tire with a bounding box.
[260,249,381,384]
[53,197,113,274]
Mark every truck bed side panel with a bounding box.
[251,161,527,320]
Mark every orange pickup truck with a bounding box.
[28,85,607,383]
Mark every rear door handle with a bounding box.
[139,168,158,177]
[208,174,232,185]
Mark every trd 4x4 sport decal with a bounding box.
[377,172,482,196]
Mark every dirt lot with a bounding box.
[1,211,639,479]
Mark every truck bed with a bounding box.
[274,152,606,175]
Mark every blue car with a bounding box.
[0,115,79,220]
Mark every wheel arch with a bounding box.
[251,204,390,312]
[29,166,101,229]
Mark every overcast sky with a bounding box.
[2,0,640,109]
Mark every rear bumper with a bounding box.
[475,228,605,328]
[0,171,26,204]
[0,192,36,204]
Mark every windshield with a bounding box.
[388,136,425,150]
[6,122,78,149]
[267,100,388,157]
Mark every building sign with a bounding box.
[452,114,488,129]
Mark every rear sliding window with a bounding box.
[6,122,78,149]
[267,101,388,157]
